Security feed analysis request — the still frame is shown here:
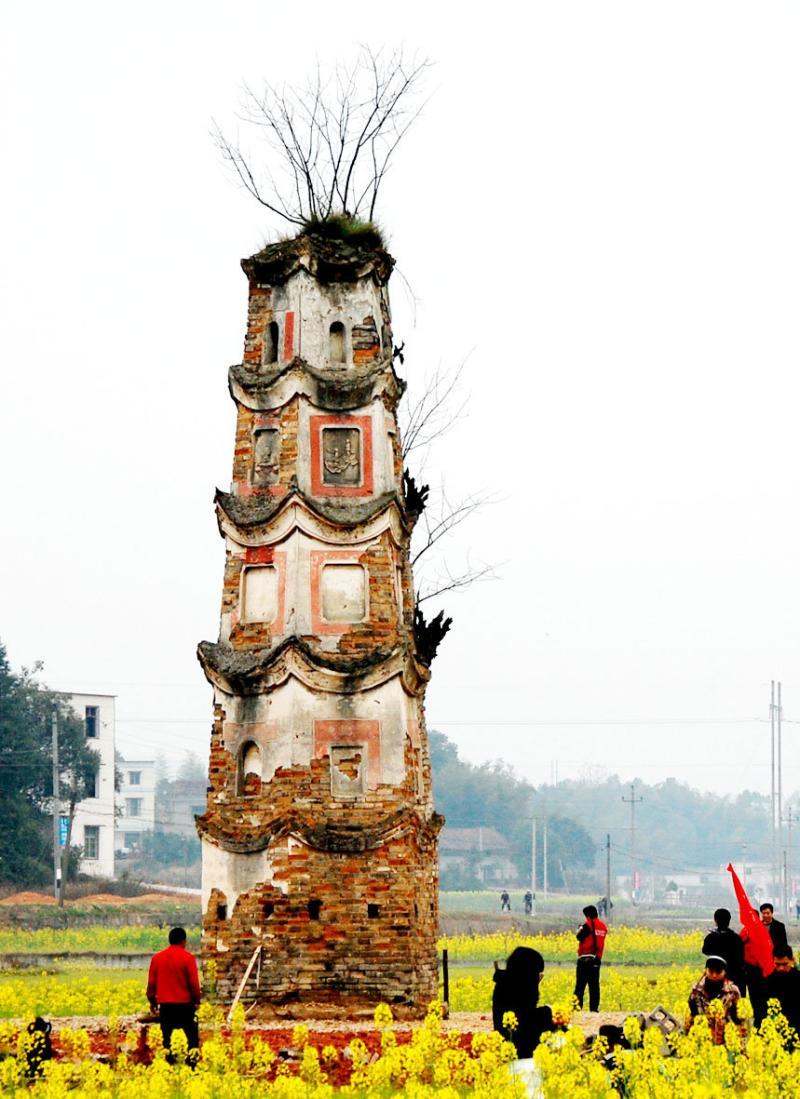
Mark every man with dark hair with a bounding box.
[702,908,744,993]
[574,904,608,1012]
[760,904,789,955]
[765,946,800,1037]
[147,927,202,1059]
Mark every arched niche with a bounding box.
[265,321,280,364]
[329,321,347,364]
[237,740,263,796]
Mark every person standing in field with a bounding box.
[147,927,202,1059]
[524,890,534,916]
[574,904,607,1012]
[702,908,744,994]
[500,890,511,912]
[760,903,789,955]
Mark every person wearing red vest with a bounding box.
[574,904,608,1011]
[146,927,202,1058]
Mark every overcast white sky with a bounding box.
[2,2,800,798]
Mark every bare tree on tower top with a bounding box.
[214,47,430,227]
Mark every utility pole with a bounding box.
[622,782,643,904]
[606,833,612,921]
[51,712,60,903]
[782,810,798,916]
[531,818,537,897]
[771,680,777,900]
[543,818,548,901]
[777,681,783,883]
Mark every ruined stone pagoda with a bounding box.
[197,230,445,1016]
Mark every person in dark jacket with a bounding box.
[760,904,789,954]
[492,946,553,1058]
[574,904,608,1012]
[765,947,800,1039]
[702,908,744,993]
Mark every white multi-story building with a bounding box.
[115,758,156,854]
[66,693,116,879]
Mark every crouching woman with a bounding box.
[492,946,554,1058]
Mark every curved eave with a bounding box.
[197,636,429,699]
[241,240,395,287]
[228,357,405,413]
[197,805,443,856]
[214,488,414,547]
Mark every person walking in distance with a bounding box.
[524,890,534,916]
[147,927,202,1060]
[500,890,511,912]
[574,904,607,1012]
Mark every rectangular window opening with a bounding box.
[367,903,381,919]
[85,706,99,738]
[308,899,323,920]
[84,825,99,860]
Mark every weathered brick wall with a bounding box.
[199,235,442,1019]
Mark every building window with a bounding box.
[265,321,279,364]
[128,771,141,786]
[84,825,99,860]
[126,798,143,818]
[85,706,99,738]
[123,832,141,850]
[86,768,99,799]
[329,322,346,364]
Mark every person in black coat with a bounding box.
[492,946,554,1058]
[765,946,800,1040]
[760,904,789,954]
[702,908,744,993]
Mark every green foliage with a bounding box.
[429,731,595,888]
[0,640,99,885]
[301,214,385,249]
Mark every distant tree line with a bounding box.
[430,731,777,891]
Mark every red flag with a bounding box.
[727,863,774,977]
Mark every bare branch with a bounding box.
[416,561,497,604]
[399,358,471,460]
[215,47,431,228]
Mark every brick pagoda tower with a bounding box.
[197,231,445,1016]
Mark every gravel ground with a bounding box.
[9,1009,630,1037]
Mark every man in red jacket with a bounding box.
[147,927,202,1058]
[574,904,608,1011]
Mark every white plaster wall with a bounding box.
[201,837,279,917]
[68,693,116,879]
[115,758,157,850]
[221,526,398,647]
[270,271,385,367]
[213,675,410,790]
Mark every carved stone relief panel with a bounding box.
[253,428,280,486]
[321,427,361,486]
